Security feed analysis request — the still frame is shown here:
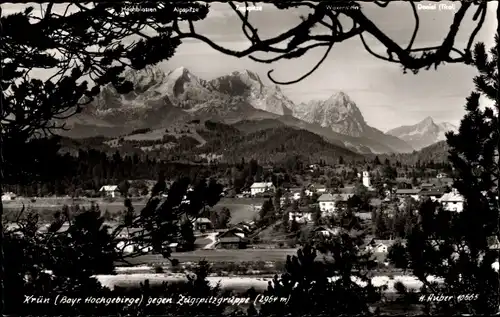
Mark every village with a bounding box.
[2,162,476,274]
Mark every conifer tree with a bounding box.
[260,201,383,315]
[388,34,499,315]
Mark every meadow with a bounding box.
[3,197,264,225]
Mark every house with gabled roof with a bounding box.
[192,217,213,232]
[419,187,447,201]
[317,193,353,215]
[250,182,275,197]
[99,185,121,198]
[305,183,327,197]
[395,188,421,200]
[439,189,464,212]
[312,226,340,238]
[217,228,249,249]
[364,239,401,253]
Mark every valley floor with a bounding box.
[124,249,299,266]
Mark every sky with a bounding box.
[2,1,497,131]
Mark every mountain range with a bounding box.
[386,117,457,150]
[62,65,454,155]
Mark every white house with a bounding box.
[99,185,120,198]
[252,204,263,212]
[307,164,319,172]
[305,184,327,197]
[365,240,396,253]
[116,241,135,254]
[318,193,336,213]
[289,212,312,223]
[313,226,340,237]
[439,189,464,212]
[318,193,353,216]
[292,192,301,201]
[192,217,213,231]
[374,243,389,253]
[1,192,16,201]
[250,182,275,196]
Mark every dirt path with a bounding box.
[203,232,219,249]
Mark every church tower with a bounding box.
[362,171,371,188]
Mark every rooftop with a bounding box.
[396,189,421,195]
[439,191,464,202]
[100,185,118,191]
[419,189,446,196]
[250,182,274,188]
[318,193,353,202]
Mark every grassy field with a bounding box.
[3,197,264,225]
[215,198,266,224]
[125,249,299,265]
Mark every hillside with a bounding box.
[411,141,450,163]
[232,119,288,134]
[198,124,363,164]
[371,141,450,165]
[61,120,363,164]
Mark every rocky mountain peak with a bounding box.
[420,116,435,125]
[163,67,206,99]
[167,66,191,79]
[231,69,261,83]
[206,70,293,116]
[325,92,361,114]
[292,91,368,137]
[122,64,167,93]
[387,117,457,150]
[329,91,351,102]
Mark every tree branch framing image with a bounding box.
[0,1,498,316]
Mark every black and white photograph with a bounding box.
[1,1,499,316]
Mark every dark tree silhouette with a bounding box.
[259,236,382,316]
[258,198,275,226]
[117,180,131,197]
[3,205,115,315]
[388,35,500,315]
[3,175,224,315]
[1,4,209,309]
[1,3,210,182]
